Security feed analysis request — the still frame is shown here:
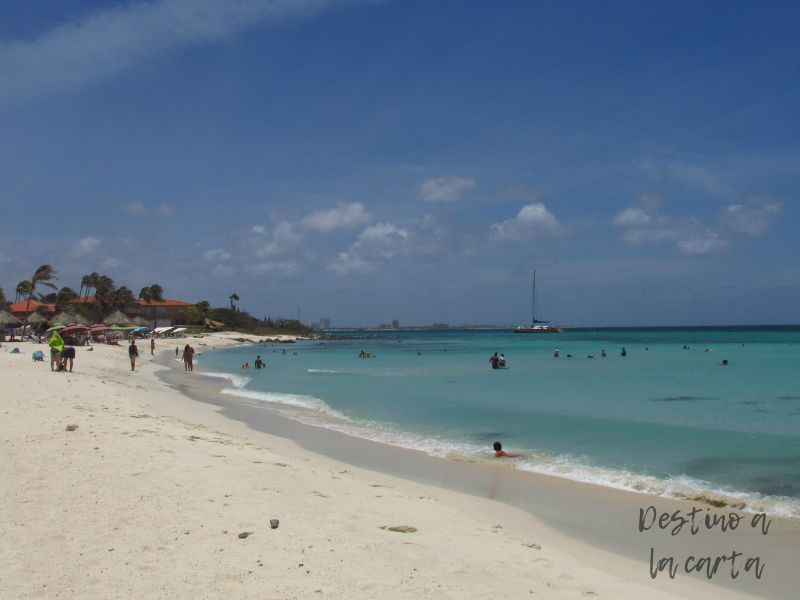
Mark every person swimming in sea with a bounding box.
[493,442,520,458]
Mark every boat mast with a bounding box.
[531,270,536,326]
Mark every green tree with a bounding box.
[229,293,239,310]
[25,265,59,317]
[15,280,32,303]
[0,286,8,309]
[149,284,164,303]
[138,287,152,304]
[54,287,79,314]
[111,286,136,311]
[180,305,203,326]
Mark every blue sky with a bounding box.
[1,0,799,327]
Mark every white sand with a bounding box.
[1,334,763,599]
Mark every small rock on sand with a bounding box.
[382,525,417,533]
[238,531,253,539]
[66,424,78,431]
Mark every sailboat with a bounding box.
[515,271,563,333]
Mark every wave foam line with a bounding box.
[212,383,800,520]
[201,372,251,389]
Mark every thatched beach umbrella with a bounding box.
[103,310,133,327]
[49,311,89,326]
[132,316,150,327]
[26,312,49,328]
[0,310,22,327]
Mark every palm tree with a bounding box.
[79,274,93,301]
[53,287,79,314]
[15,280,32,303]
[138,287,152,304]
[0,286,6,309]
[25,265,59,318]
[149,284,164,303]
[229,293,239,310]
[86,272,101,301]
[111,286,136,311]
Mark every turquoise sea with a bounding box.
[196,327,800,519]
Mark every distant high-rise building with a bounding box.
[320,317,331,329]
[379,324,392,329]
[392,319,399,329]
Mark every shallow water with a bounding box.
[198,327,800,518]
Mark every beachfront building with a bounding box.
[392,319,399,329]
[8,299,54,319]
[77,296,195,329]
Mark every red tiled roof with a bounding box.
[9,299,51,311]
[77,295,193,307]
[8,299,54,316]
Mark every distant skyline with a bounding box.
[2,0,799,327]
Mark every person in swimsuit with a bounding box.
[61,346,76,372]
[493,442,520,458]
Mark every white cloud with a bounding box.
[70,237,101,258]
[326,222,409,275]
[719,194,782,237]
[489,203,567,243]
[255,221,302,258]
[121,201,148,215]
[415,176,476,203]
[420,211,438,229]
[612,197,727,256]
[202,249,231,261]
[326,254,381,276]
[300,202,371,232]
[0,0,366,104]
[211,264,234,277]
[157,204,176,217]
[245,261,302,276]
[102,257,119,269]
[677,233,729,256]
[613,193,782,257]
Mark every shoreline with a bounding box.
[2,333,795,598]
[159,336,798,598]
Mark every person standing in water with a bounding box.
[489,352,500,369]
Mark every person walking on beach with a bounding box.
[129,340,139,371]
[151,337,155,356]
[175,346,179,357]
[61,346,76,372]
[182,344,195,371]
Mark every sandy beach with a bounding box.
[2,333,793,599]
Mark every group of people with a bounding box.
[48,331,76,372]
[243,356,266,369]
[489,352,506,369]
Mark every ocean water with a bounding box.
[197,327,800,518]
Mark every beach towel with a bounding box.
[49,332,65,353]
[10,348,21,354]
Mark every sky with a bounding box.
[1,0,799,327]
